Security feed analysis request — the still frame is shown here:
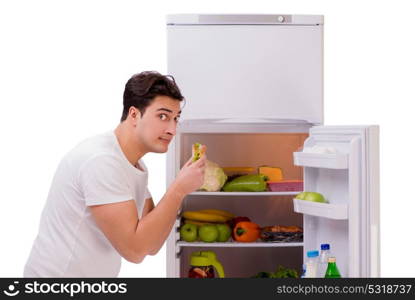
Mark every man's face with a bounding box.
[133,95,181,153]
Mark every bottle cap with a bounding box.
[321,244,330,250]
[328,257,336,263]
[307,250,319,258]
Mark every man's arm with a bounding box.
[89,150,207,264]
[89,182,185,264]
[141,197,155,218]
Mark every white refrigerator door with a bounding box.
[293,125,380,277]
[167,14,324,124]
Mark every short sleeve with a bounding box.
[144,187,152,200]
[79,154,133,206]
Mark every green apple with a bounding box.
[304,192,326,203]
[295,192,308,200]
[215,224,232,242]
[198,225,219,243]
[180,224,198,242]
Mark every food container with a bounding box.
[188,251,225,278]
[260,226,303,243]
[267,180,303,192]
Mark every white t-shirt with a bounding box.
[24,130,152,277]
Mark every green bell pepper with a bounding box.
[222,174,268,192]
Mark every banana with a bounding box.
[197,209,235,219]
[182,211,229,223]
[184,219,218,226]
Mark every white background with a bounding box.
[0,0,413,277]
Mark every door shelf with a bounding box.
[293,152,348,169]
[177,241,304,248]
[293,198,348,220]
[189,191,301,196]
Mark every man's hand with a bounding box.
[172,145,207,195]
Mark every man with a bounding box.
[24,71,207,277]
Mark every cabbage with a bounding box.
[199,160,228,192]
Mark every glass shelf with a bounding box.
[177,241,304,248]
[189,191,301,196]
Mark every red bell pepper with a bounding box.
[233,221,260,242]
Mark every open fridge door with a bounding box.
[293,125,380,277]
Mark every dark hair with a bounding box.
[121,71,184,122]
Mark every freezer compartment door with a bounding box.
[167,21,323,124]
[294,125,379,277]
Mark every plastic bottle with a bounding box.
[318,244,331,277]
[301,250,319,278]
[325,257,342,278]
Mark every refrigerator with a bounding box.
[165,14,380,278]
